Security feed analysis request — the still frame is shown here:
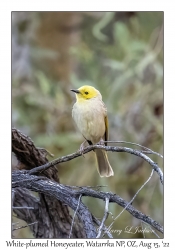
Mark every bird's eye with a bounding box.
[85,91,89,95]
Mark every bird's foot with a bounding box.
[78,140,87,158]
[98,138,105,145]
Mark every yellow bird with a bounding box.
[71,85,114,177]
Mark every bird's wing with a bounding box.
[104,115,109,146]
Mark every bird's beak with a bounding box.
[70,89,80,94]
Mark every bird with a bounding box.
[71,85,114,177]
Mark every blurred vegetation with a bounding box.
[12,11,163,239]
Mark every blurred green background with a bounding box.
[12,11,163,239]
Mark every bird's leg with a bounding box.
[80,140,87,152]
[79,140,88,157]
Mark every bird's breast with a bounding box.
[72,99,106,144]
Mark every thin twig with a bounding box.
[106,169,154,234]
[69,194,82,238]
[96,197,109,238]
[12,221,38,231]
[92,216,113,238]
[142,221,160,238]
[104,141,163,158]
[140,150,157,154]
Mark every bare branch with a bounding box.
[96,197,109,238]
[28,145,163,185]
[92,216,113,238]
[12,171,163,234]
[104,141,163,158]
[12,172,97,238]
[69,195,82,238]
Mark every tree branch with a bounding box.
[105,141,163,158]
[28,144,163,185]
[12,171,163,234]
[12,171,97,238]
[96,197,109,238]
[69,194,82,238]
[92,216,113,238]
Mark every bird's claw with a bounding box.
[98,138,105,145]
[78,141,87,158]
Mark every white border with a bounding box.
[1,0,175,248]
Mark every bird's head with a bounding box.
[71,85,102,102]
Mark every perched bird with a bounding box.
[71,85,114,177]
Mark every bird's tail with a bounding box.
[95,149,114,177]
